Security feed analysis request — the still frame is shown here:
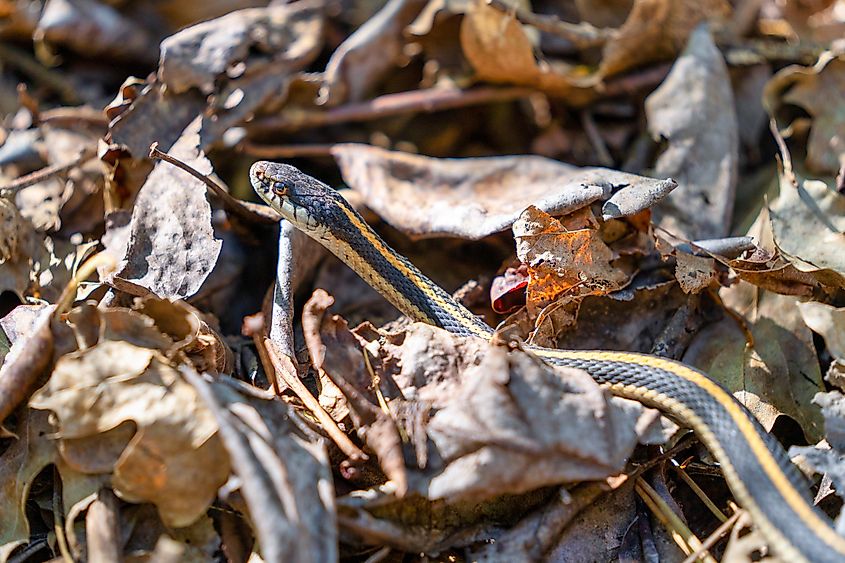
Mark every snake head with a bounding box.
[249,160,351,235]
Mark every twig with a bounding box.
[242,313,281,396]
[635,478,716,562]
[681,509,744,563]
[672,460,729,522]
[487,0,614,49]
[237,143,336,159]
[580,110,614,167]
[149,143,279,224]
[248,86,534,133]
[0,147,95,195]
[262,337,368,463]
[52,467,73,563]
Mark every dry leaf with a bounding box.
[769,175,845,287]
[321,0,426,105]
[187,373,336,563]
[598,0,731,78]
[646,24,738,240]
[29,340,230,527]
[0,409,107,561]
[513,206,628,315]
[684,287,825,441]
[332,143,675,239]
[36,0,155,61]
[765,51,845,174]
[110,117,222,300]
[422,345,661,501]
[460,2,589,99]
[159,2,324,95]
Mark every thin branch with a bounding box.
[149,143,279,224]
[681,509,744,563]
[247,86,534,133]
[487,0,614,49]
[263,337,368,463]
[238,143,336,159]
[0,147,95,195]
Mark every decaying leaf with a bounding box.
[460,2,589,100]
[765,50,845,174]
[29,340,230,527]
[646,24,738,240]
[790,391,845,534]
[514,206,628,316]
[110,117,222,300]
[420,344,662,501]
[332,143,676,239]
[187,373,336,563]
[321,0,426,105]
[159,2,324,95]
[598,0,731,78]
[0,409,107,562]
[769,174,845,288]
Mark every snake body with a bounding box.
[250,160,843,562]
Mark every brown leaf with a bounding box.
[598,0,731,78]
[159,2,324,95]
[459,2,589,100]
[332,143,675,239]
[29,341,230,527]
[36,0,155,61]
[0,305,55,432]
[513,206,628,315]
[184,373,337,563]
[0,409,107,560]
[302,289,408,494]
[769,174,845,286]
[765,51,845,174]
[421,344,661,501]
[646,24,738,240]
[321,0,426,105]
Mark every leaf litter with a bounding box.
[1,1,845,562]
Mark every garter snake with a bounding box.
[250,160,842,562]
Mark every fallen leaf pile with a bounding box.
[1,1,845,561]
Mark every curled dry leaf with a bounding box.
[645,24,738,240]
[268,221,327,362]
[798,301,845,386]
[187,373,336,563]
[421,344,662,501]
[36,0,155,61]
[598,0,731,78]
[321,0,427,105]
[110,117,222,300]
[332,143,676,239]
[460,2,590,101]
[159,2,324,95]
[0,409,108,562]
[789,392,845,530]
[29,340,230,527]
[769,174,845,288]
[764,50,845,174]
[303,289,407,493]
[513,206,628,316]
[0,304,55,432]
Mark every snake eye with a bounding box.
[272,181,288,196]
